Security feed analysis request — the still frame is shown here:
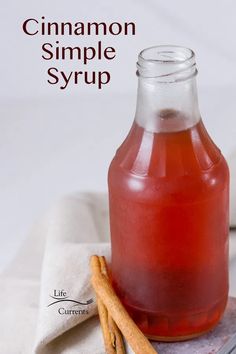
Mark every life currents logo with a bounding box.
[48,289,93,315]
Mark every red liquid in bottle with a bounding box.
[108,116,229,340]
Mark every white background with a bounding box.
[1,0,236,279]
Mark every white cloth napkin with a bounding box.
[0,193,113,354]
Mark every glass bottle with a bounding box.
[108,45,229,341]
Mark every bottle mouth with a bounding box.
[137,45,197,82]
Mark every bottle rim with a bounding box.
[137,45,197,82]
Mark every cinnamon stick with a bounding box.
[97,297,116,354]
[99,256,126,354]
[90,256,125,354]
[90,255,157,354]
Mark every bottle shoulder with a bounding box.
[111,120,224,172]
[108,121,229,203]
[109,156,229,205]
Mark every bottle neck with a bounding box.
[135,45,201,133]
[135,76,200,133]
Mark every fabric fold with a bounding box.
[34,193,111,353]
[0,193,112,354]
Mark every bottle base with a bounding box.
[145,323,217,342]
[123,295,228,342]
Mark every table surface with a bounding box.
[151,297,236,354]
